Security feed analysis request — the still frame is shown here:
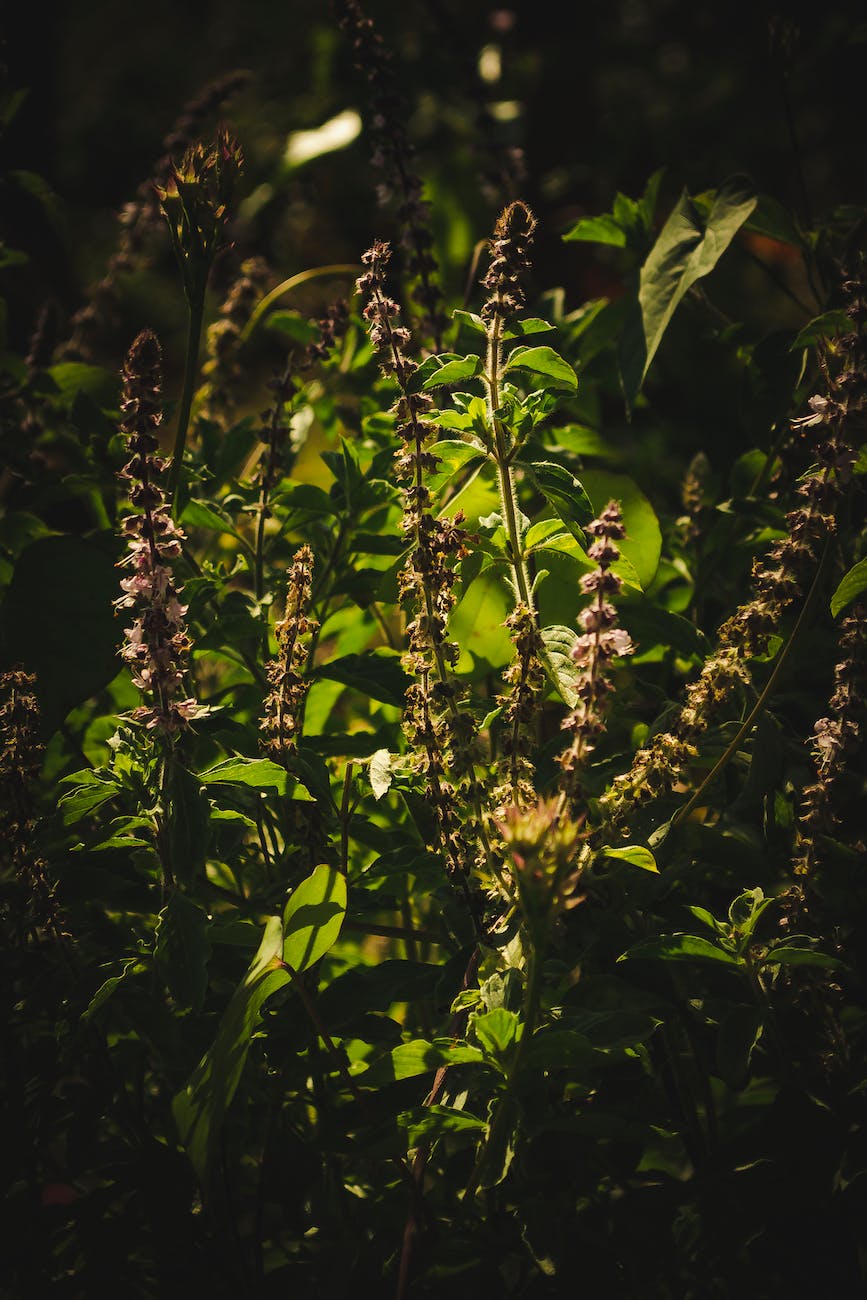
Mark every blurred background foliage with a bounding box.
[4,0,866,353]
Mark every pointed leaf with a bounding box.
[830,556,867,618]
[421,354,482,389]
[282,864,347,973]
[504,345,577,391]
[525,460,594,540]
[602,845,659,873]
[173,916,291,1186]
[619,175,757,407]
[619,934,739,966]
[154,893,211,1011]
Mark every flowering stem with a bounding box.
[672,539,831,831]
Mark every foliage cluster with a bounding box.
[2,7,867,1297]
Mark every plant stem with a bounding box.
[465,944,541,1198]
[170,286,206,515]
[485,315,533,612]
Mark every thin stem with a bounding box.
[485,315,533,613]
[240,264,360,346]
[170,286,206,515]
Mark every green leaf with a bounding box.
[154,893,211,1011]
[743,194,805,248]
[503,318,556,339]
[0,535,121,736]
[563,213,629,247]
[473,1008,521,1065]
[46,362,118,408]
[82,959,141,1021]
[522,1030,597,1073]
[282,864,347,973]
[579,469,662,589]
[601,845,658,873]
[400,1104,486,1147]
[355,1038,485,1087]
[200,757,313,799]
[167,765,210,885]
[181,499,252,551]
[314,651,410,708]
[525,460,594,540]
[173,916,291,1186]
[58,769,121,824]
[619,175,757,408]
[421,354,482,389]
[539,624,579,706]
[761,946,842,969]
[830,557,867,618]
[504,345,578,391]
[449,571,513,675]
[619,934,739,966]
[426,439,487,496]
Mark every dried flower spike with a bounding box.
[481,200,537,324]
[116,330,199,735]
[261,546,318,763]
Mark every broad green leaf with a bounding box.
[503,318,556,339]
[473,1008,521,1064]
[563,213,628,247]
[282,864,347,973]
[173,916,291,1186]
[522,1030,597,1072]
[421,354,482,389]
[579,469,661,588]
[181,499,252,551]
[601,845,659,873]
[58,770,121,824]
[619,175,757,408]
[761,946,842,969]
[315,651,410,708]
[449,570,513,675]
[539,623,579,706]
[46,362,117,408]
[830,557,867,618]
[525,460,594,540]
[504,345,578,391]
[355,1038,485,1086]
[167,764,210,885]
[0,535,121,736]
[154,893,211,1011]
[369,748,393,801]
[452,309,486,334]
[400,1104,486,1147]
[425,439,487,496]
[200,757,312,798]
[618,934,739,966]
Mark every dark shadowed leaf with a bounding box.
[0,534,121,735]
[619,934,739,966]
[154,892,211,1011]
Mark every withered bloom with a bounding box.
[261,546,318,763]
[116,330,199,735]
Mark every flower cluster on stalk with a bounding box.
[600,270,866,834]
[261,546,318,764]
[558,501,634,813]
[794,604,866,884]
[481,200,537,325]
[336,0,445,349]
[116,330,198,735]
[0,669,61,941]
[358,241,482,883]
